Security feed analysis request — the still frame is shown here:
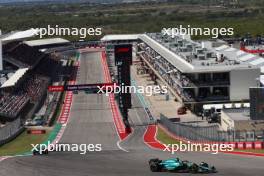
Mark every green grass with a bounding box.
[235,149,264,154]
[0,130,50,156]
[1,2,264,41]
[156,127,181,145]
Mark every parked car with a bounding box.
[31,116,46,126]
[25,119,34,126]
[177,106,187,115]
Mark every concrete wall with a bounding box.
[0,118,23,146]
[230,68,260,101]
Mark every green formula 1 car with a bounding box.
[32,145,49,155]
[149,158,217,173]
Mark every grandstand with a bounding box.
[0,30,75,145]
[34,55,62,81]
[4,43,45,68]
[0,72,49,121]
[0,36,71,124]
[0,93,29,120]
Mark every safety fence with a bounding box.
[159,114,264,143]
[0,118,24,146]
[159,114,219,142]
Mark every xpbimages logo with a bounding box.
[97,83,168,96]
[163,141,234,155]
[31,141,102,155]
[162,25,234,39]
[33,25,102,38]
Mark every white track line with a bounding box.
[117,141,129,152]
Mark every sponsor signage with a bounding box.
[114,44,132,66]
[48,86,64,92]
[48,83,116,92]
[27,129,46,134]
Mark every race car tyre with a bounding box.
[181,160,189,170]
[189,163,199,173]
[148,158,160,165]
[43,149,49,155]
[33,150,39,155]
[149,162,160,172]
[211,166,217,173]
[200,162,209,168]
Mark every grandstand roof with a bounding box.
[1,29,39,42]
[139,34,257,73]
[101,34,139,41]
[1,68,28,88]
[24,38,70,47]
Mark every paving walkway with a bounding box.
[131,63,200,122]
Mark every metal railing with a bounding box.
[159,114,264,142]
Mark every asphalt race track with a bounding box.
[0,52,264,176]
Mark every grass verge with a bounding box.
[156,126,181,145]
[0,130,50,156]
[235,149,264,154]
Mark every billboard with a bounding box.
[250,87,264,120]
[115,44,132,110]
[114,44,132,66]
